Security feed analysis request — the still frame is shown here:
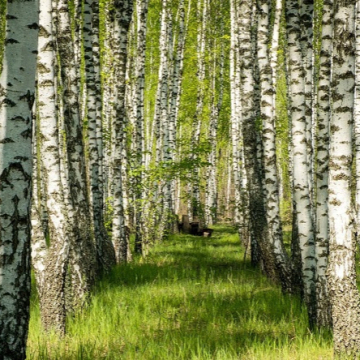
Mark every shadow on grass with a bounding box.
[92,228,331,357]
[28,225,333,360]
[100,233,257,291]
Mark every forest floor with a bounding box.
[27,225,333,359]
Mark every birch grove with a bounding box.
[4,0,360,356]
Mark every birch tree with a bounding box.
[355,0,360,269]
[172,0,191,220]
[300,0,315,206]
[328,0,360,355]
[167,0,189,230]
[257,0,291,291]
[315,0,332,327]
[31,0,72,334]
[0,0,38,357]
[230,0,242,235]
[151,0,170,241]
[205,28,224,226]
[84,0,116,272]
[133,0,149,257]
[111,0,134,261]
[190,0,208,221]
[55,0,97,307]
[286,0,316,326]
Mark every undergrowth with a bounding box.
[27,225,333,359]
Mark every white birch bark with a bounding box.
[31,0,72,334]
[162,4,174,236]
[286,0,316,326]
[205,31,224,226]
[168,0,189,226]
[355,0,360,257]
[315,0,333,327]
[31,118,47,297]
[205,56,219,226]
[240,0,264,267]
[153,0,169,169]
[151,0,170,241]
[134,0,149,251]
[230,0,244,239]
[258,0,291,291]
[328,0,360,355]
[84,0,116,272]
[226,154,232,219]
[111,0,134,262]
[102,2,115,217]
[0,1,38,357]
[123,21,134,253]
[300,0,315,208]
[190,0,208,220]
[55,0,97,308]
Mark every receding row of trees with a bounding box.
[1,0,360,358]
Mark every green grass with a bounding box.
[27,225,333,359]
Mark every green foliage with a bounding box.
[27,227,332,359]
[104,197,115,235]
[275,8,292,226]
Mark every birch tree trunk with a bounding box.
[205,54,219,226]
[0,1,38,357]
[190,0,208,220]
[31,0,73,334]
[111,0,134,262]
[84,0,116,272]
[230,0,242,235]
[257,0,291,291]
[55,0,97,308]
[168,0,189,230]
[355,0,360,265]
[162,4,174,237]
[31,119,47,299]
[300,0,315,209]
[102,1,115,223]
[315,0,332,328]
[206,30,224,226]
[133,0,149,257]
[328,0,360,355]
[238,0,275,274]
[125,19,136,237]
[286,0,316,327]
[151,0,170,241]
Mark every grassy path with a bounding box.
[27,226,332,359]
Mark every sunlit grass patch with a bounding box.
[27,225,332,359]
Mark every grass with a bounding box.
[27,225,333,359]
